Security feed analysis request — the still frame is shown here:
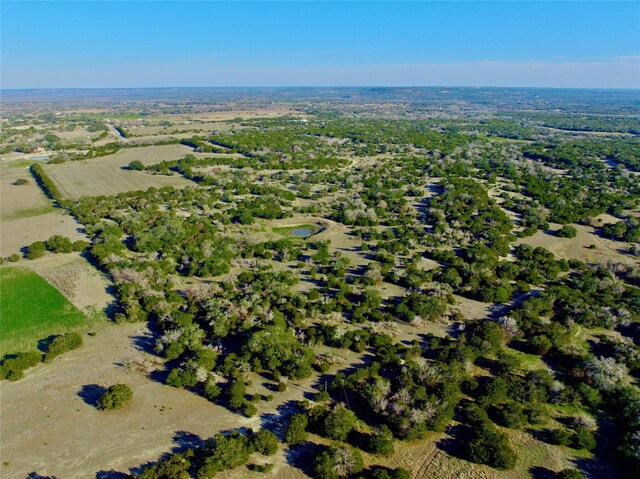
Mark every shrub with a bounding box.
[44,332,83,362]
[314,445,363,479]
[204,381,222,401]
[368,425,395,456]
[8,253,20,262]
[46,235,74,253]
[243,401,258,418]
[98,383,133,410]
[391,468,411,479]
[227,378,246,410]
[315,391,330,401]
[549,428,571,446]
[129,160,145,170]
[355,467,411,479]
[248,463,273,473]
[497,402,527,429]
[0,351,43,381]
[322,405,357,441]
[530,335,553,356]
[571,427,596,451]
[252,429,278,456]
[197,431,252,477]
[72,240,90,252]
[557,225,577,238]
[138,453,192,479]
[26,241,47,259]
[285,413,308,444]
[557,469,586,479]
[463,403,517,470]
[13,178,28,185]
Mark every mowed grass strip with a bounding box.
[0,267,87,355]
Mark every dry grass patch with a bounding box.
[1,161,84,256]
[516,224,638,267]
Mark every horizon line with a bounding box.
[3,85,640,92]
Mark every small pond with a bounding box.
[292,228,313,236]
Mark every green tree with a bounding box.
[368,425,395,456]
[557,225,577,238]
[557,469,586,479]
[98,383,133,410]
[252,429,278,456]
[323,405,357,441]
[26,241,46,259]
[129,160,145,170]
[285,413,308,444]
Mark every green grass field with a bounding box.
[0,267,88,355]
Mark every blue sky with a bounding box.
[2,1,639,88]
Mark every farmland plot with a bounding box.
[43,144,196,199]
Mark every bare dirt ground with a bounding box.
[1,161,85,257]
[43,145,196,199]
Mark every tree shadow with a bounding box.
[95,471,129,479]
[27,474,59,479]
[171,430,205,453]
[285,442,323,476]
[78,384,107,408]
[435,423,468,461]
[148,368,171,385]
[526,427,555,445]
[260,400,300,441]
[37,335,58,353]
[573,456,629,479]
[528,466,557,479]
[130,332,156,355]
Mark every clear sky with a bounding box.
[2,1,639,89]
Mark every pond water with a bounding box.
[292,228,313,236]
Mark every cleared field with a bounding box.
[0,160,85,257]
[1,162,55,221]
[516,222,639,267]
[0,267,87,354]
[43,144,196,199]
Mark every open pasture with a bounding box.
[0,267,87,355]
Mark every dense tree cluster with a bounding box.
[135,429,278,479]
